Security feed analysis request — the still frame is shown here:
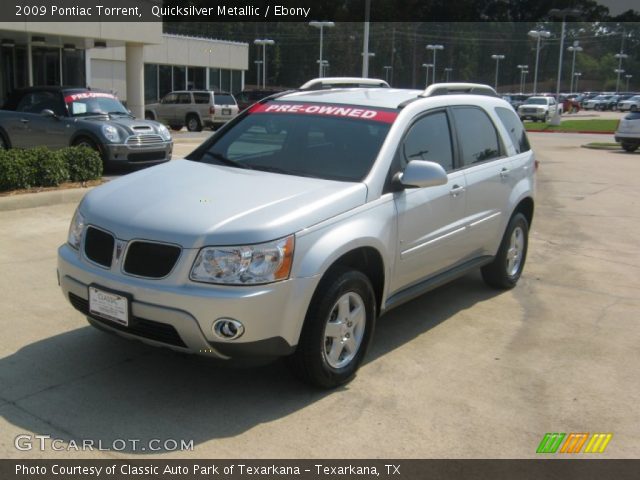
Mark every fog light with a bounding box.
[213,318,244,340]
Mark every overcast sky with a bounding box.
[597,0,638,15]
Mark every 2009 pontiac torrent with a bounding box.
[58,82,536,388]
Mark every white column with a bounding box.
[85,48,92,88]
[125,43,144,119]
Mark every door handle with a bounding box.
[499,168,510,178]
[450,184,465,197]
[20,118,29,124]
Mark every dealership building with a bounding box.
[0,22,249,117]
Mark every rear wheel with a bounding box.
[482,213,529,290]
[287,267,376,388]
[186,114,202,132]
[169,125,183,131]
[622,143,639,153]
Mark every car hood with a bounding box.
[80,159,368,247]
[79,116,163,136]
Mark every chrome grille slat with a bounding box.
[126,134,164,146]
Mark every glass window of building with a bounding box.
[62,48,85,87]
[159,65,172,98]
[172,66,186,91]
[209,68,220,91]
[144,63,158,102]
[187,67,205,90]
[220,69,231,92]
[32,47,60,86]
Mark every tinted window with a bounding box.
[177,93,191,104]
[193,92,211,104]
[161,93,177,104]
[625,112,640,120]
[495,107,530,154]
[452,107,502,166]
[214,94,236,106]
[399,111,453,171]
[16,91,62,115]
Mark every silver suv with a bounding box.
[145,90,239,131]
[58,83,536,388]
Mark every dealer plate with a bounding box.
[222,108,231,115]
[89,286,129,326]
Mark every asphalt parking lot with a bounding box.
[0,132,638,459]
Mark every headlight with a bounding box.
[157,124,171,141]
[67,209,85,250]
[101,125,120,143]
[190,235,294,285]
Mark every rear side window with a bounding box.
[16,91,63,115]
[495,106,531,154]
[625,112,640,120]
[452,107,502,167]
[214,94,236,106]
[177,93,191,104]
[193,92,210,104]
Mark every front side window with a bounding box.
[452,106,502,167]
[190,102,397,182]
[398,111,454,172]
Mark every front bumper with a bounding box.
[519,110,546,120]
[103,141,172,166]
[58,243,319,359]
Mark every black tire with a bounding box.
[144,111,155,120]
[169,125,183,131]
[481,213,529,290]
[73,136,99,152]
[0,133,7,149]
[622,143,639,153]
[543,113,549,122]
[287,267,376,388]
[186,114,202,132]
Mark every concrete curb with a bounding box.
[526,130,615,135]
[0,187,92,212]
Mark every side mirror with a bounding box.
[41,109,58,119]
[394,160,448,189]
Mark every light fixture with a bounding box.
[1,38,15,48]
[31,36,45,46]
[94,40,107,48]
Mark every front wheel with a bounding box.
[287,268,376,388]
[482,213,529,289]
[622,143,639,153]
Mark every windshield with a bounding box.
[64,92,129,117]
[190,102,396,182]
[525,98,547,105]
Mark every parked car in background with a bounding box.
[503,94,529,110]
[618,95,640,112]
[235,89,286,111]
[559,95,580,114]
[518,96,559,122]
[57,82,535,388]
[145,90,239,131]
[583,94,615,111]
[615,111,640,152]
[0,86,172,168]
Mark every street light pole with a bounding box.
[615,53,628,93]
[574,72,581,93]
[421,63,433,87]
[517,64,528,93]
[362,0,371,77]
[309,21,335,78]
[383,66,393,84]
[567,42,583,94]
[254,39,275,88]
[625,74,632,92]
[491,54,505,91]
[426,44,444,84]
[528,30,551,95]
[253,60,262,88]
[444,67,452,82]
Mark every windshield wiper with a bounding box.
[201,151,253,170]
[108,111,134,118]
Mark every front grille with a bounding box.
[123,241,181,278]
[84,227,114,268]
[522,108,538,114]
[69,292,187,348]
[127,151,167,162]
[126,134,164,146]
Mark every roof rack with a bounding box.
[299,77,390,91]
[419,82,497,98]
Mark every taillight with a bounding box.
[209,106,215,115]
[534,159,540,171]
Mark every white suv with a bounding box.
[518,96,559,122]
[58,83,536,388]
